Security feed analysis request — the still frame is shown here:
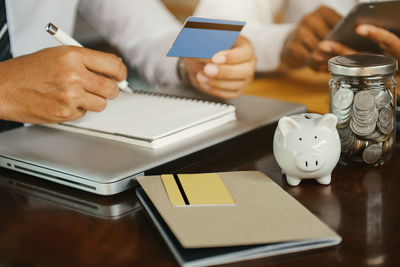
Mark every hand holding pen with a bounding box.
[46,23,133,94]
[0,24,128,124]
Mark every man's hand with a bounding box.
[0,46,127,124]
[310,40,357,71]
[183,36,256,99]
[281,6,342,69]
[310,24,400,72]
[356,24,400,60]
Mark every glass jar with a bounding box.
[328,54,398,166]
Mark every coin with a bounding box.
[378,107,393,125]
[369,89,384,96]
[339,80,354,86]
[364,130,382,140]
[358,139,367,152]
[350,118,376,136]
[354,91,375,111]
[336,115,351,125]
[351,94,380,137]
[339,83,352,89]
[334,88,354,110]
[369,132,389,142]
[364,79,385,87]
[338,126,352,137]
[341,134,356,153]
[353,108,378,126]
[377,107,394,135]
[334,107,351,116]
[362,144,383,164]
[374,90,392,109]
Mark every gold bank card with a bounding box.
[161,173,235,206]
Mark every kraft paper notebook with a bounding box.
[136,171,341,267]
[44,91,236,149]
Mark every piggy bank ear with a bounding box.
[278,116,301,136]
[316,113,337,130]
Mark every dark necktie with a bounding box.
[0,0,23,131]
[0,0,12,61]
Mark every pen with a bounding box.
[45,23,132,94]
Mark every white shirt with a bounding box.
[5,0,181,86]
[194,0,358,72]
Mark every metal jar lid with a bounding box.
[328,54,398,77]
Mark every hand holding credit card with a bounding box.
[167,17,256,100]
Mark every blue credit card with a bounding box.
[167,17,245,59]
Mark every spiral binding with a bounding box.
[130,89,233,108]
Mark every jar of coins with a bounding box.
[328,54,398,166]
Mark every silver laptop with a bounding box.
[0,89,305,195]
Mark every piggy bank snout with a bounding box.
[295,152,325,172]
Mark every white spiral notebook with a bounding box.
[44,91,236,149]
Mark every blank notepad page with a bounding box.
[60,91,236,141]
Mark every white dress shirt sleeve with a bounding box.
[194,0,295,72]
[78,0,181,86]
[6,0,79,57]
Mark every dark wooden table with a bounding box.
[0,123,399,267]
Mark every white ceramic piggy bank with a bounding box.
[273,113,341,186]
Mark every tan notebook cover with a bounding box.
[137,171,341,248]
